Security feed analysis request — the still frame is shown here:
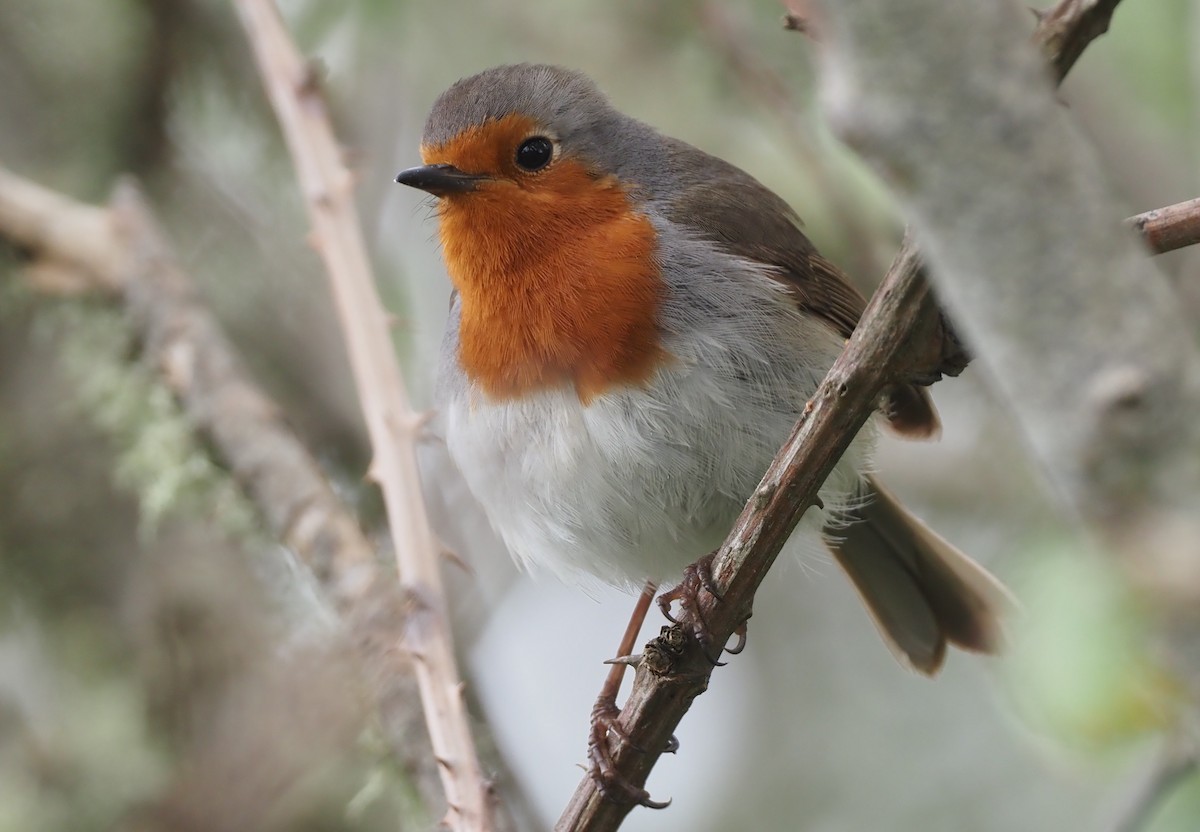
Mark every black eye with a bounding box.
[515,137,553,171]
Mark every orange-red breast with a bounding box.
[396,64,1008,674]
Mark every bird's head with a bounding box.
[396,65,668,402]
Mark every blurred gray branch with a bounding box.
[0,164,489,826]
[811,0,1200,825]
[813,0,1200,584]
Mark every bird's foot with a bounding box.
[587,693,672,809]
[657,553,749,664]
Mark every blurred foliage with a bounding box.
[0,616,168,832]
[42,300,259,539]
[1,0,1199,830]
[1005,538,1181,751]
[1103,1,1196,136]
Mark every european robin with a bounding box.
[396,61,1007,704]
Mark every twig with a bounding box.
[0,166,123,290]
[556,1,1136,829]
[1127,197,1200,255]
[1032,0,1124,85]
[229,1,493,829]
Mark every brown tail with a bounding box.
[825,476,1012,675]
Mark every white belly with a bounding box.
[442,356,872,589]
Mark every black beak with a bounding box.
[394,163,486,195]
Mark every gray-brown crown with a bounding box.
[422,64,610,147]
[421,65,674,190]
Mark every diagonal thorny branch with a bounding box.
[556,1,1160,829]
[229,1,494,829]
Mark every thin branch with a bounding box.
[556,2,1134,829]
[229,1,493,830]
[0,166,123,290]
[1128,197,1200,255]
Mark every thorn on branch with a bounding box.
[409,408,436,435]
[781,10,820,40]
[439,544,474,575]
[364,462,382,485]
[298,58,326,96]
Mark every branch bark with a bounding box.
[229,1,494,829]
[555,1,1171,828]
[1127,197,1200,255]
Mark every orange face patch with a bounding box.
[421,113,543,180]
[423,116,668,403]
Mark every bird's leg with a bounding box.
[588,581,671,809]
[657,551,749,664]
[589,581,656,749]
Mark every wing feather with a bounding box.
[659,142,938,437]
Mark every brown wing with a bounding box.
[660,141,939,438]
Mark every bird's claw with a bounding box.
[657,553,749,664]
[587,697,671,809]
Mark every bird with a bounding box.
[395,62,1009,797]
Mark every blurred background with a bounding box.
[2,0,1199,830]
